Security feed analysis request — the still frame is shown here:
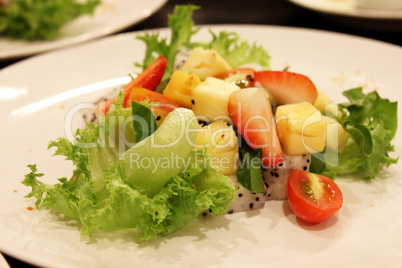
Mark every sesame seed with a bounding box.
[155,115,161,121]
[191,99,195,105]
[249,203,254,209]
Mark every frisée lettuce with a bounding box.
[0,0,101,40]
[135,4,270,92]
[23,94,236,240]
[311,87,398,180]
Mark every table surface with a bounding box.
[1,0,401,267]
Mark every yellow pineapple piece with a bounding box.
[182,47,231,80]
[313,89,339,116]
[163,70,201,108]
[196,120,239,175]
[276,102,327,155]
[191,77,240,122]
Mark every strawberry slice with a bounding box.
[228,87,284,167]
[97,56,167,115]
[254,71,317,104]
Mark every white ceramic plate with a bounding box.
[288,0,402,19]
[0,0,167,59]
[1,25,402,268]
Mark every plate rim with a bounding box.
[0,0,167,60]
[1,24,401,268]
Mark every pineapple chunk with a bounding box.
[163,70,201,108]
[276,102,326,155]
[325,117,349,153]
[196,120,239,174]
[313,89,339,116]
[182,47,231,80]
[192,77,240,122]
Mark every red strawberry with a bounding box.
[97,56,167,115]
[228,87,284,167]
[254,71,317,104]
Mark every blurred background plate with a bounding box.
[288,0,402,31]
[0,0,167,60]
[288,0,402,18]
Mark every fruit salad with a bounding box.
[23,5,398,241]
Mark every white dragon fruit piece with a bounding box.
[264,154,311,201]
[173,47,191,70]
[201,174,266,217]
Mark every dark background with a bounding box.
[1,0,401,267]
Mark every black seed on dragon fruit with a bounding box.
[264,154,311,200]
[173,47,192,70]
[201,174,266,217]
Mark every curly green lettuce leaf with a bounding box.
[135,4,199,85]
[195,30,270,70]
[22,101,236,241]
[0,0,101,40]
[135,4,270,91]
[23,154,236,240]
[319,87,398,180]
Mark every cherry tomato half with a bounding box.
[287,170,343,223]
